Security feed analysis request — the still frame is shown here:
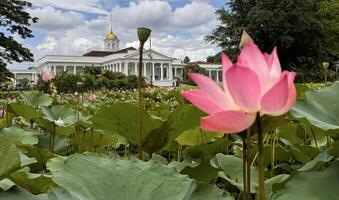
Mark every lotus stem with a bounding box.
[256,112,265,200]
[310,127,318,148]
[51,124,56,153]
[242,131,248,200]
[137,41,145,159]
[246,128,251,198]
[49,130,52,152]
[270,131,276,176]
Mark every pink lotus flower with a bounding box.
[181,33,296,133]
[42,71,55,82]
[9,97,17,103]
[88,93,96,102]
[0,109,5,117]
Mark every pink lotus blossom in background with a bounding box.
[88,93,96,102]
[9,97,17,103]
[0,109,5,117]
[145,86,153,93]
[181,32,296,133]
[42,71,55,82]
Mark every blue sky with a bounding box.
[10,0,226,69]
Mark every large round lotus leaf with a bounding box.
[0,126,38,145]
[272,161,339,200]
[0,186,47,200]
[47,154,233,200]
[19,91,52,108]
[42,105,77,127]
[175,127,222,146]
[9,170,57,195]
[164,105,206,150]
[211,154,259,193]
[0,136,20,180]
[166,105,205,142]
[292,82,339,131]
[8,103,41,121]
[92,103,163,145]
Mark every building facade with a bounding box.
[10,31,223,86]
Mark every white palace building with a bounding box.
[10,30,223,87]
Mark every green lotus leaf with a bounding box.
[92,103,163,145]
[0,136,20,180]
[0,126,38,145]
[8,103,41,121]
[42,105,77,127]
[292,82,339,131]
[211,154,259,193]
[272,160,339,199]
[175,127,222,146]
[47,154,233,200]
[19,91,52,108]
[0,186,47,200]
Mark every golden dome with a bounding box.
[106,31,118,40]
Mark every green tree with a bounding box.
[84,65,102,76]
[183,56,191,64]
[0,65,14,83]
[206,52,222,63]
[205,0,255,61]
[0,0,38,82]
[205,0,339,82]
[182,64,208,85]
[318,0,339,63]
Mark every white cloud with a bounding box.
[28,0,220,63]
[172,1,216,28]
[37,36,57,51]
[125,35,218,61]
[29,6,85,30]
[109,0,217,34]
[27,0,108,14]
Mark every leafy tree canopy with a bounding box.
[0,0,38,82]
[205,0,339,82]
[183,56,191,64]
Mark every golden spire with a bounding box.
[105,13,118,40]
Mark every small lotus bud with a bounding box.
[77,82,83,87]
[322,62,329,70]
[137,27,151,44]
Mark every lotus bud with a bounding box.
[322,62,329,71]
[239,30,254,50]
[137,27,151,44]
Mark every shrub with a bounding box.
[181,64,208,85]
[53,72,82,93]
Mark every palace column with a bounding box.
[217,70,220,82]
[73,66,76,74]
[134,61,138,76]
[53,65,56,75]
[63,66,66,72]
[118,63,121,72]
[160,63,164,80]
[124,61,128,75]
[143,63,146,77]
[152,62,155,81]
[174,67,177,78]
[169,63,173,80]
[208,70,211,79]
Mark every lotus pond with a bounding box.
[0,83,338,200]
